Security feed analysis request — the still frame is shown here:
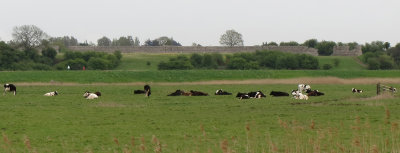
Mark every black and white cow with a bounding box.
[4,84,16,95]
[83,91,100,99]
[236,91,266,99]
[291,89,308,100]
[44,91,58,96]
[269,91,289,97]
[248,91,266,98]
[298,84,311,93]
[352,88,363,93]
[384,86,397,93]
[215,89,232,95]
[144,85,151,97]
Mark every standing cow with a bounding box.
[4,84,16,95]
[144,85,151,97]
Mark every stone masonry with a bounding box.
[68,46,319,56]
[67,45,361,56]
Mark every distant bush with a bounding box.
[158,55,193,70]
[333,58,340,67]
[323,64,333,70]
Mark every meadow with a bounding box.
[1,53,400,152]
[0,84,399,152]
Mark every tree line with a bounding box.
[3,24,400,70]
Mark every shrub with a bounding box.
[323,64,333,70]
[227,57,248,69]
[88,57,110,70]
[190,53,203,68]
[202,54,218,69]
[42,47,57,59]
[158,55,194,70]
[333,58,340,67]
[367,58,380,70]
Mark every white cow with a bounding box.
[44,91,58,96]
[291,89,308,100]
[298,84,311,93]
[83,91,99,99]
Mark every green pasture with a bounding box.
[318,56,366,70]
[1,84,399,152]
[1,70,400,83]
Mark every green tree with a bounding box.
[267,42,278,46]
[279,41,299,46]
[316,41,336,56]
[219,29,244,46]
[362,41,385,53]
[303,39,318,48]
[41,47,57,59]
[97,36,112,46]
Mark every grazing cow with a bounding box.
[144,85,151,97]
[352,88,363,93]
[83,91,99,99]
[190,90,208,96]
[215,89,232,95]
[298,84,311,93]
[168,90,185,96]
[44,91,58,96]
[269,91,289,97]
[4,84,16,95]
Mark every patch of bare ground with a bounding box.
[13,77,400,86]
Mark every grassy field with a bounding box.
[0,84,399,152]
[2,70,400,83]
[1,53,400,152]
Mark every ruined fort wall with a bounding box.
[67,46,319,56]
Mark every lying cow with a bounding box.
[134,85,151,97]
[215,89,232,95]
[4,84,16,95]
[190,90,208,96]
[305,89,324,96]
[291,90,308,100]
[168,90,185,96]
[83,91,101,99]
[44,91,58,96]
[236,91,266,99]
[383,86,397,93]
[352,88,363,93]
[269,91,289,97]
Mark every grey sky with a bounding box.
[0,0,399,46]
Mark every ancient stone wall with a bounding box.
[67,46,319,56]
[331,45,362,56]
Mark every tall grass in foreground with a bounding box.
[1,109,399,153]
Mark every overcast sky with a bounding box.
[0,0,399,46]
